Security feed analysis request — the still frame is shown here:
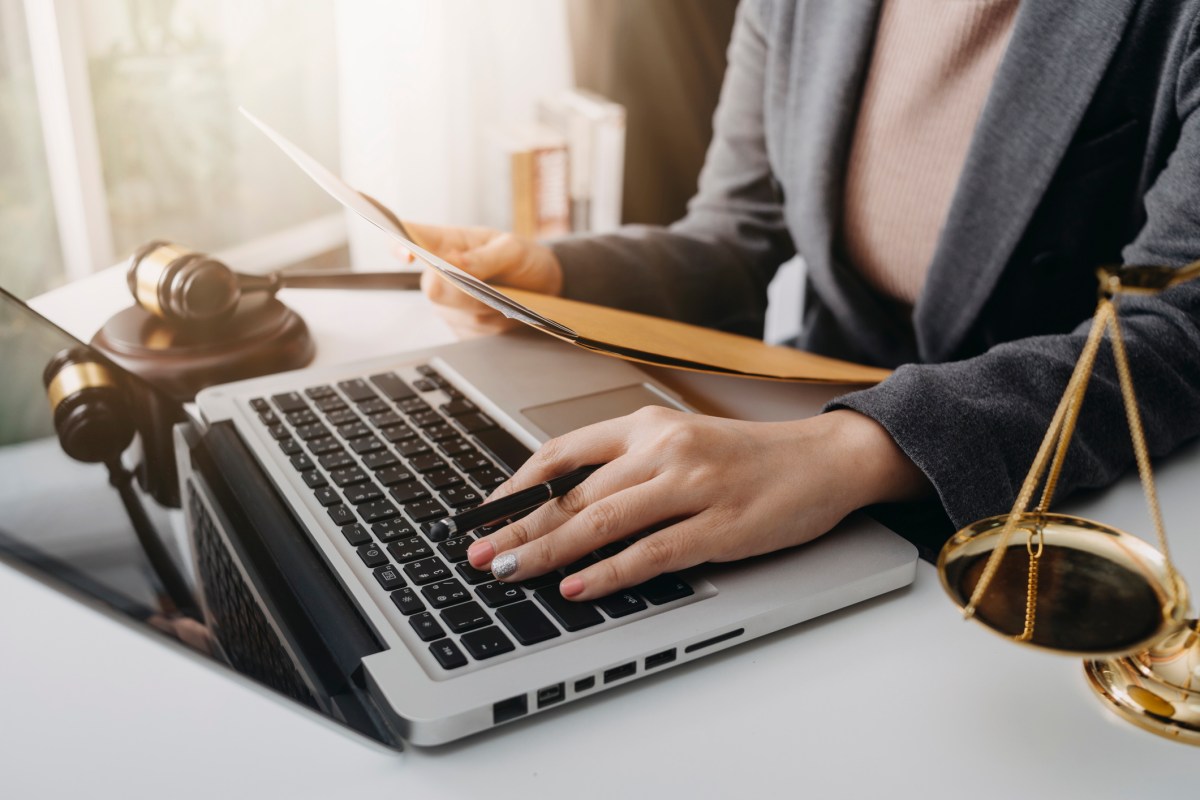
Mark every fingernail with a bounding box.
[467,540,494,567]
[491,552,519,580]
[560,576,584,598]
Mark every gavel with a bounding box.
[127,240,422,325]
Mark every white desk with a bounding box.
[4,271,1198,799]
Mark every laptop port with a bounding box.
[537,683,565,708]
[574,676,595,693]
[603,662,636,684]
[645,648,677,670]
[493,694,528,724]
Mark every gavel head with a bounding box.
[126,241,243,324]
[43,347,136,465]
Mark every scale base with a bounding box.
[1085,623,1200,745]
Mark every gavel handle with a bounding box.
[273,270,424,291]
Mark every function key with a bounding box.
[337,379,379,403]
[440,601,490,634]
[391,587,425,616]
[636,574,694,605]
[370,372,417,401]
[374,565,406,591]
[341,524,371,546]
[439,398,476,417]
[459,626,515,661]
[305,385,336,399]
[422,578,470,609]
[476,580,525,608]
[429,638,467,670]
[249,397,270,413]
[496,600,560,645]
[271,392,308,413]
[533,585,604,631]
[595,591,647,618]
[409,612,446,642]
[373,518,417,543]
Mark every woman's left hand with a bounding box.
[466,406,930,601]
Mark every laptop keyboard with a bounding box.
[248,363,696,673]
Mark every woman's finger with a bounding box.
[486,417,634,504]
[561,516,713,600]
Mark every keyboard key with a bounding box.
[381,423,417,443]
[374,565,406,591]
[438,536,473,562]
[635,574,694,605]
[426,469,463,491]
[358,398,390,416]
[312,487,341,507]
[595,591,647,618]
[440,398,476,417]
[440,601,490,634]
[405,498,449,523]
[369,410,404,428]
[329,466,368,487]
[373,519,416,543]
[267,424,289,440]
[522,571,562,590]
[438,438,475,458]
[344,482,383,505]
[473,427,533,473]
[387,536,432,563]
[429,638,467,670]
[271,392,307,413]
[289,454,314,471]
[325,407,359,426]
[358,499,400,523]
[422,579,469,609]
[416,364,439,377]
[424,423,458,442]
[410,453,447,473]
[361,450,400,471]
[278,437,302,456]
[318,450,354,470]
[411,410,443,428]
[294,422,329,441]
[460,626,515,660]
[376,466,418,486]
[327,505,356,526]
[391,587,425,615]
[409,612,445,642]
[305,384,335,399]
[441,485,482,509]
[398,397,430,415]
[395,438,429,458]
[470,467,508,490]
[285,408,318,426]
[496,601,561,645]
[403,556,451,585]
[370,372,416,401]
[476,581,525,608]
[336,421,370,440]
[533,586,604,631]
[341,524,371,546]
[314,395,347,413]
[250,397,270,413]
[454,452,494,473]
[301,470,327,489]
[412,377,437,392]
[337,378,378,403]
[357,543,389,568]
[350,435,385,455]
[455,413,496,435]
[389,481,430,504]
[307,437,342,455]
[258,409,280,426]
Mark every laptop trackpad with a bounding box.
[521,384,679,438]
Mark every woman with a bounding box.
[407,0,1200,602]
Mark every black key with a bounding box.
[369,410,404,428]
[341,524,371,546]
[358,499,399,523]
[361,450,400,471]
[474,428,533,474]
[441,485,483,509]
[250,397,270,413]
[337,378,378,403]
[429,638,467,670]
[358,398,390,416]
[411,410,442,428]
[314,395,347,413]
[325,407,359,426]
[438,438,475,458]
[409,612,445,642]
[294,422,329,441]
[376,466,417,487]
[389,481,430,504]
[370,372,416,401]
[426,469,463,491]
[454,452,494,473]
[422,578,470,609]
[636,574,694,605]
[357,543,389,568]
[258,409,280,426]
[438,536,473,562]
[440,398,476,417]
[387,536,432,563]
[395,438,429,458]
[329,466,368,487]
[336,421,370,440]
[403,556,451,585]
[470,467,508,490]
[305,384,335,399]
[307,437,342,455]
[533,586,604,631]
[412,377,437,392]
[312,487,341,507]
[496,600,561,645]
[289,454,314,471]
[278,437,302,456]
[595,591,647,618]
[374,565,406,591]
[456,561,493,585]
[327,505,356,526]
[317,450,353,471]
[405,497,449,523]
[381,423,416,443]
[285,408,318,426]
[459,626,515,660]
[373,518,416,543]
[522,571,563,590]
[476,580,525,608]
[267,424,289,441]
[350,435,384,455]
[410,453,447,473]
[440,601,490,634]
[424,423,458,442]
[398,397,429,415]
[391,587,425,615]
[344,482,383,505]
[301,470,327,489]
[455,412,496,435]
[271,392,307,413]
[416,364,439,377]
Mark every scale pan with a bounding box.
[939,513,1186,656]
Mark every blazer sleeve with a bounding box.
[547,0,795,338]
[827,20,1200,531]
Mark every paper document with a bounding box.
[243,108,890,384]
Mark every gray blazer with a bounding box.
[548,0,1200,540]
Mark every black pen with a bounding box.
[427,465,601,540]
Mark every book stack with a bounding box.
[485,123,571,240]
[538,89,626,233]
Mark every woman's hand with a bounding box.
[401,222,565,338]
[465,407,931,601]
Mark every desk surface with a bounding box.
[5,270,1199,798]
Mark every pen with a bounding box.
[426,465,601,540]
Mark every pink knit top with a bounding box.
[842,0,1021,305]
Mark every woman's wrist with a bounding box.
[804,409,932,512]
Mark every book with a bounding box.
[538,89,626,233]
[484,123,570,240]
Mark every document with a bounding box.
[244,108,890,384]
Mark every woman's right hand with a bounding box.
[402,223,565,338]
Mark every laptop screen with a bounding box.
[0,288,394,748]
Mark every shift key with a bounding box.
[532,585,603,632]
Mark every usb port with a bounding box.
[603,662,636,684]
[537,683,565,708]
[645,648,677,670]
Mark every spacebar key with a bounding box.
[533,586,603,631]
[472,427,532,474]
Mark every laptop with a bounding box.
[0,284,916,747]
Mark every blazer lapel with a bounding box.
[914,0,1139,362]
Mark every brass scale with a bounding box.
[938,260,1200,744]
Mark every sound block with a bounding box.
[91,296,315,402]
